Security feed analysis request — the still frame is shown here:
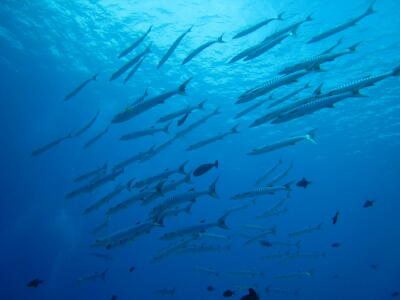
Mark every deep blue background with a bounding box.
[0,0,399,299]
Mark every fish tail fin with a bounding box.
[208,177,219,199]
[92,73,100,81]
[214,160,219,168]
[147,24,153,32]
[217,34,225,43]
[126,178,135,191]
[155,180,165,196]
[366,0,376,15]
[217,213,230,230]
[313,83,323,95]
[164,122,171,134]
[178,160,189,174]
[145,42,152,53]
[184,172,193,184]
[177,77,193,95]
[284,181,294,191]
[306,128,318,144]
[101,268,109,280]
[295,240,301,249]
[349,41,362,52]
[392,65,400,76]
[198,100,207,110]
[317,223,323,230]
[304,82,311,89]
[277,12,284,20]
[306,14,314,22]
[231,124,239,134]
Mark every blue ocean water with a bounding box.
[1,0,400,299]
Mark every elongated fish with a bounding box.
[288,223,323,238]
[160,213,230,240]
[64,168,123,199]
[82,183,126,215]
[254,158,283,186]
[237,70,310,104]
[142,173,193,207]
[111,78,192,123]
[174,243,231,255]
[92,222,158,250]
[83,126,109,149]
[120,123,170,141]
[182,34,224,65]
[157,100,206,123]
[124,55,146,84]
[231,182,292,200]
[244,33,291,61]
[247,129,317,155]
[234,96,270,119]
[91,217,109,235]
[272,92,357,124]
[118,25,152,58]
[158,26,192,68]
[186,125,239,151]
[233,13,284,39]
[110,43,151,81]
[31,132,72,157]
[152,238,196,263]
[274,270,313,280]
[90,253,113,261]
[229,42,266,64]
[308,2,375,44]
[265,162,293,186]
[243,227,277,246]
[174,107,220,140]
[74,162,107,183]
[128,89,148,109]
[76,269,108,284]
[73,110,100,137]
[151,203,192,226]
[279,42,360,75]
[113,145,156,171]
[256,197,287,218]
[250,85,324,127]
[326,65,400,96]
[130,161,188,190]
[106,189,155,216]
[268,83,310,108]
[64,73,99,101]
[150,178,219,217]
[263,15,313,43]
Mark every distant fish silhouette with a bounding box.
[331,242,341,248]
[129,266,136,272]
[207,286,215,291]
[296,178,311,188]
[26,279,43,288]
[111,296,117,300]
[332,211,339,225]
[193,160,218,177]
[223,290,234,297]
[240,288,260,300]
[363,200,375,208]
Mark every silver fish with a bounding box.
[182,34,224,65]
[233,13,284,39]
[247,129,317,155]
[186,124,239,151]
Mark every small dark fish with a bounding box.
[111,296,117,300]
[363,200,375,208]
[296,178,311,188]
[392,292,400,298]
[260,240,273,247]
[223,290,234,297]
[200,219,206,223]
[177,112,190,126]
[332,211,339,225]
[129,266,136,272]
[370,264,378,270]
[241,288,259,300]
[31,132,72,157]
[331,242,341,248]
[193,160,218,177]
[207,286,215,292]
[26,279,43,288]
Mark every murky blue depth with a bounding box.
[0,0,399,299]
